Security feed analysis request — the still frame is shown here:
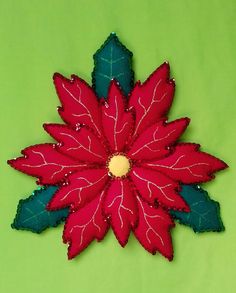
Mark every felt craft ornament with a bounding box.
[9,33,227,261]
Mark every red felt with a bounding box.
[44,123,108,163]
[63,191,109,259]
[54,73,103,137]
[103,179,138,246]
[101,80,134,152]
[144,143,227,184]
[129,62,175,138]
[130,167,189,211]
[9,63,228,260]
[47,168,108,211]
[134,196,175,260]
[128,118,190,161]
[8,144,86,185]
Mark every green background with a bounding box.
[0,0,235,292]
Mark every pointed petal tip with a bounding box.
[70,74,79,81]
[161,247,174,262]
[219,160,229,170]
[7,158,19,168]
[110,78,119,86]
[46,201,57,211]
[115,235,129,247]
[7,159,14,165]
[53,72,63,81]
[183,204,191,213]
[43,122,63,133]
[107,78,125,98]
[43,123,49,131]
[167,254,174,261]
[169,78,176,86]
[47,194,68,211]
[184,117,191,125]
[224,162,229,169]
[176,117,191,129]
[162,61,170,69]
[119,240,128,248]
[67,250,74,260]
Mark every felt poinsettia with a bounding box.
[8,62,227,260]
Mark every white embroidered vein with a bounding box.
[62,82,101,136]
[60,132,103,159]
[131,126,176,157]
[69,191,105,246]
[133,79,167,136]
[107,181,133,229]
[60,173,107,202]
[133,170,174,202]
[147,154,210,178]
[104,95,129,150]
[137,196,164,246]
[22,150,85,179]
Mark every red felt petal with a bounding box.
[63,191,109,259]
[102,80,134,152]
[129,62,175,138]
[8,144,86,185]
[144,143,228,184]
[128,118,190,161]
[53,73,103,137]
[44,124,108,163]
[130,167,189,211]
[103,179,138,246]
[134,196,174,260]
[47,168,108,210]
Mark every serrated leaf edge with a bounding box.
[11,186,68,234]
[171,185,225,233]
[92,32,134,97]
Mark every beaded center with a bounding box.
[107,154,131,177]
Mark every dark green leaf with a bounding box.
[12,186,69,233]
[171,185,224,232]
[92,32,134,98]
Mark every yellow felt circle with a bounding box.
[108,155,131,177]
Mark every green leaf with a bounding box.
[92,32,134,98]
[12,186,69,233]
[171,185,224,232]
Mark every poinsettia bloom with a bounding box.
[8,63,227,260]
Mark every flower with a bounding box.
[8,62,227,260]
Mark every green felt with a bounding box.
[92,33,134,98]
[171,185,224,233]
[12,186,68,233]
[0,1,235,293]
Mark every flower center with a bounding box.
[107,154,131,177]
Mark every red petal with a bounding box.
[145,143,228,184]
[128,118,189,161]
[8,144,86,185]
[47,168,108,210]
[103,179,138,246]
[130,167,189,211]
[134,196,174,260]
[63,191,109,259]
[102,80,134,152]
[53,73,103,137]
[44,124,108,163]
[129,63,175,138]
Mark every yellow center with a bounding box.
[107,154,131,177]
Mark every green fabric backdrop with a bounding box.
[0,0,235,292]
